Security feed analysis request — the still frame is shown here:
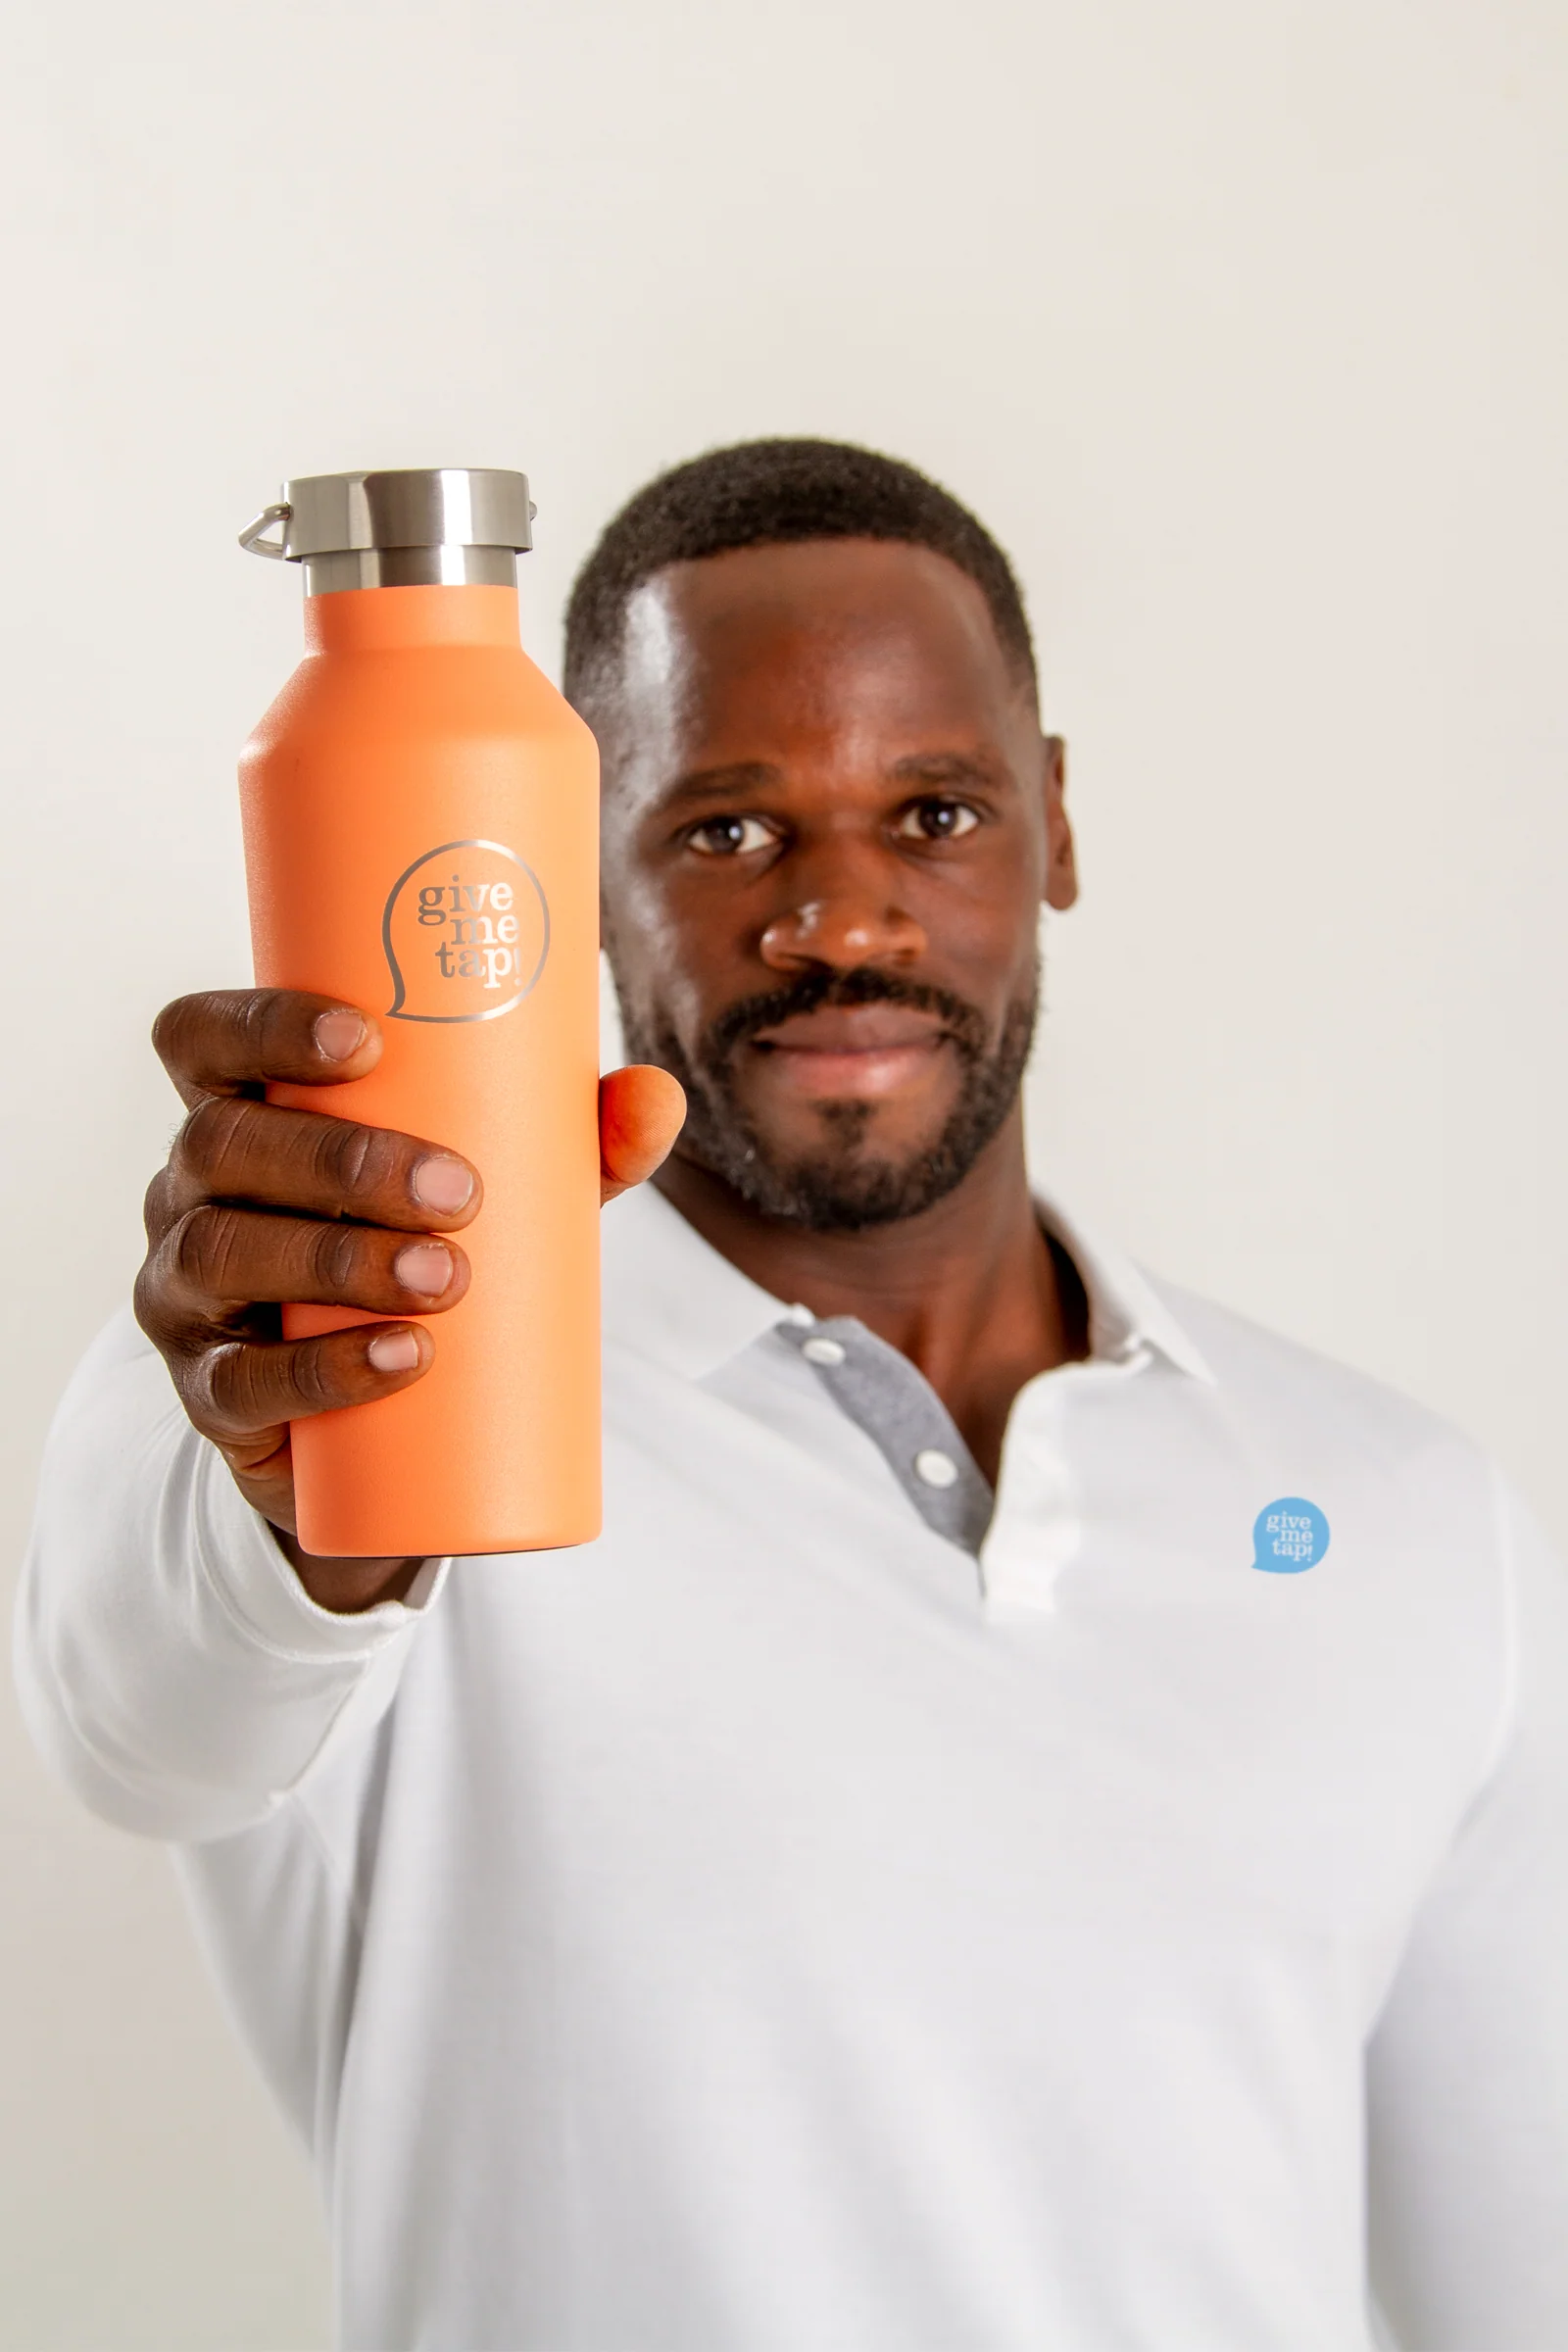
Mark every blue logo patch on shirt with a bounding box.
[1251,1497,1330,1573]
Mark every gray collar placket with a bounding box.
[773,1313,996,1556]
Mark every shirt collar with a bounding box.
[1034,1197,1217,1385]
[602,1181,789,1379]
[601,1177,1215,1387]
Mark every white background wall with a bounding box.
[1,0,1563,2342]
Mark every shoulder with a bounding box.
[1147,1270,1495,1494]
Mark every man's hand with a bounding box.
[134,987,685,1613]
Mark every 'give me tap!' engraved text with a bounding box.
[383,838,551,1022]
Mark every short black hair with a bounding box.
[563,436,1038,719]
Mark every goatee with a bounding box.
[620,961,1040,1233]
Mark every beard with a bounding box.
[619,959,1040,1233]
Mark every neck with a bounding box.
[654,1103,1087,1482]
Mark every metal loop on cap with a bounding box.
[238,503,292,560]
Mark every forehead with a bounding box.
[611,537,1029,761]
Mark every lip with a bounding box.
[753,1006,944,1053]
[747,1006,949,1100]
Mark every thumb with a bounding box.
[599,1065,687,1203]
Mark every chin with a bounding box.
[745,1081,956,1166]
[711,1102,990,1233]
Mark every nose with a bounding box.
[757,828,928,973]
[759,886,928,975]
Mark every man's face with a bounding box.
[597,536,1077,1230]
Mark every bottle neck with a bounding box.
[303,582,522,653]
[303,544,516,595]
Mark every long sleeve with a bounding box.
[14,1306,447,1842]
[1367,1471,1568,2349]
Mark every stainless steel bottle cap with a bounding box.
[238,467,535,594]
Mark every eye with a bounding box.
[895,797,980,843]
[686,814,779,858]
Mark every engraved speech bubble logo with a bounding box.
[383,839,550,1023]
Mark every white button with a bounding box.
[803,1337,847,1367]
[913,1447,958,1489]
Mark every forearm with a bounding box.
[14,1308,445,1841]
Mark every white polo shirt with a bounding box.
[17,1182,1568,2351]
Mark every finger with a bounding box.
[170,1094,480,1232]
[152,989,382,1108]
[143,1160,178,1247]
[154,1204,470,1320]
[599,1064,687,1203]
[183,1321,435,1446]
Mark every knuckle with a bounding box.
[200,1337,302,1440]
[131,1258,179,1349]
[192,1340,254,1434]
[249,987,307,1072]
[316,1116,396,1205]
[288,1341,347,1416]
[166,1206,207,1289]
[142,1163,173,1239]
[153,989,283,1093]
[150,994,196,1074]
[170,1202,238,1296]
[305,1218,362,1297]
[176,1092,250,1189]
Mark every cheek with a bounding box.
[601,830,677,959]
[601,858,736,1041]
[913,853,1045,995]
[607,835,754,968]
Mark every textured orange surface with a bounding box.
[239,584,602,1556]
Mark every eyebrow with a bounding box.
[888,750,1005,790]
[659,761,784,808]
[657,747,1005,811]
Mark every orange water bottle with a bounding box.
[237,468,601,1557]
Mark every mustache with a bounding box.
[701,966,991,1069]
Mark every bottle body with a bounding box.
[238,583,601,1557]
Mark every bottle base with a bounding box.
[292,1515,603,1561]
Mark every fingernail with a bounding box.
[393,1242,453,1296]
[368,1328,420,1373]
[412,1155,474,1215]
[315,1009,367,1062]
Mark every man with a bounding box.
[17,440,1568,2350]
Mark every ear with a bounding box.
[1042,735,1078,910]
